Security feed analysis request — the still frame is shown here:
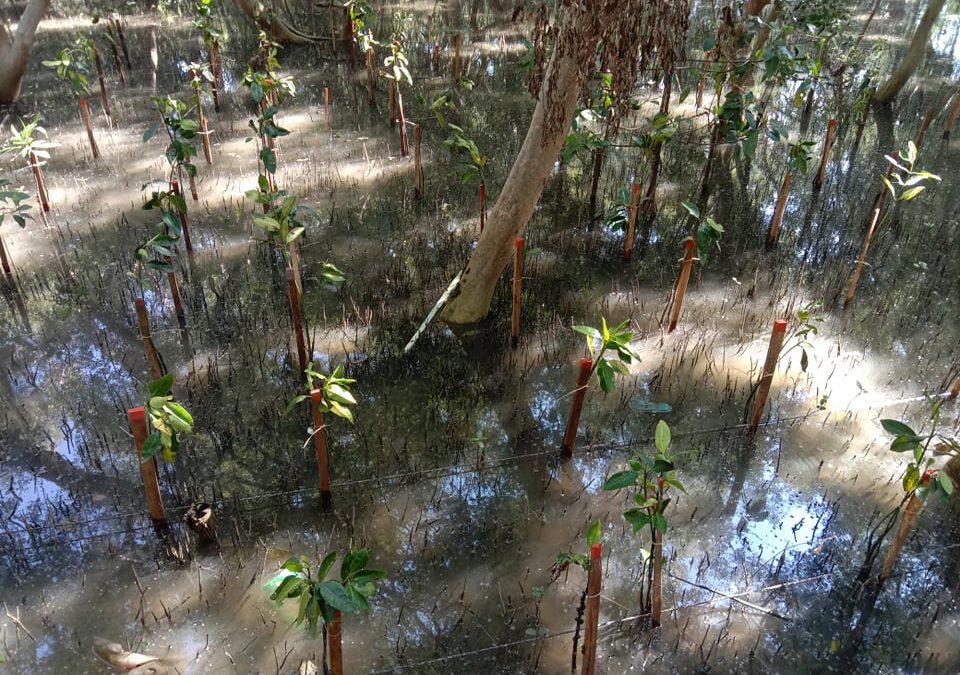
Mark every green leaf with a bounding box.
[651,512,668,532]
[903,463,920,493]
[282,556,305,573]
[326,383,356,406]
[341,548,369,581]
[937,471,953,497]
[596,359,615,394]
[603,470,638,491]
[261,146,277,174]
[143,122,161,142]
[680,200,700,219]
[586,519,601,546]
[317,580,358,613]
[141,432,163,462]
[654,420,671,454]
[881,419,917,438]
[623,509,651,532]
[898,185,926,201]
[163,402,194,432]
[148,373,174,397]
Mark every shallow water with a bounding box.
[1,1,959,673]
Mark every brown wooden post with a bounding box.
[342,7,355,66]
[748,320,788,433]
[0,237,13,281]
[30,152,50,213]
[388,81,396,128]
[414,124,423,198]
[208,42,223,112]
[812,118,837,189]
[949,377,960,400]
[287,268,308,378]
[913,106,936,148]
[878,494,923,586]
[115,17,132,70]
[588,149,603,215]
[581,543,602,675]
[766,170,793,247]
[167,268,185,323]
[651,529,663,627]
[135,299,164,379]
[478,181,486,233]
[667,239,697,333]
[324,87,330,131]
[397,91,408,156]
[328,610,343,675]
[110,41,126,85]
[310,389,332,504]
[128,406,166,523]
[561,358,593,458]
[92,46,111,117]
[191,68,213,166]
[944,91,960,139]
[844,207,880,308]
[623,181,641,261]
[79,98,101,159]
[171,181,193,251]
[511,238,524,347]
[366,48,375,103]
[453,32,463,80]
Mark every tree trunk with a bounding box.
[440,5,593,325]
[873,0,947,104]
[232,0,321,45]
[0,0,52,104]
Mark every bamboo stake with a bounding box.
[766,170,793,247]
[91,46,111,117]
[667,239,697,333]
[478,181,486,233]
[561,358,593,459]
[812,118,837,189]
[110,41,126,85]
[114,17,132,70]
[944,91,960,139]
[453,32,463,80]
[366,48,375,103]
[171,181,193,250]
[588,149,602,216]
[388,81,396,128]
[748,320,788,433]
[129,406,166,523]
[0,237,12,281]
[324,87,330,132]
[310,390,332,504]
[949,377,960,400]
[328,610,343,675]
[287,268,308,378]
[414,124,423,198]
[397,91,408,156]
[913,106,936,148]
[651,529,663,627]
[581,543,602,675]
[135,299,164,379]
[79,98,101,159]
[208,42,222,112]
[191,68,213,165]
[167,268,185,323]
[878,494,923,586]
[511,238,524,347]
[623,181,641,261]
[30,152,50,213]
[844,207,880,308]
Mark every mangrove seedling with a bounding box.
[382,37,412,154]
[603,420,684,626]
[1,115,58,212]
[193,0,226,108]
[550,520,602,673]
[443,123,489,229]
[572,317,640,394]
[141,374,194,462]
[679,200,724,262]
[0,179,32,280]
[286,362,357,423]
[43,39,101,158]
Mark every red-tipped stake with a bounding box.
[766,170,793,247]
[388,81,396,128]
[129,406,166,523]
[91,46,111,117]
[844,207,880,308]
[135,299,164,379]
[171,181,193,250]
[813,118,837,189]
[950,377,960,400]
[511,238,524,347]
[878,494,923,587]
[944,92,960,140]
[581,543,602,675]
[310,389,332,504]
[30,152,50,213]
[651,529,663,627]
[748,320,788,433]
[667,239,697,333]
[561,358,593,459]
[167,266,185,324]
[79,98,101,159]
[287,268,308,379]
[624,181,641,261]
[329,610,344,675]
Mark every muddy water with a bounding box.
[1,1,959,673]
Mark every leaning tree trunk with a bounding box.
[232,0,321,45]
[0,0,51,104]
[873,0,946,104]
[440,3,601,325]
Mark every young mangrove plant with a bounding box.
[603,420,684,626]
[1,114,57,213]
[145,95,201,222]
[0,179,32,281]
[382,35,412,154]
[136,188,189,320]
[572,317,640,394]
[679,200,724,262]
[266,548,384,672]
[286,362,357,423]
[765,125,815,246]
[42,39,101,158]
[140,373,194,463]
[193,0,226,110]
[443,124,490,231]
[550,520,601,673]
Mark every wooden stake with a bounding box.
[561,358,593,459]
[110,41,126,85]
[913,106,936,148]
[92,46,111,117]
[167,268,185,323]
[581,543,602,675]
[128,406,166,523]
[478,181,486,233]
[651,529,663,627]
[135,299,164,379]
[208,41,223,112]
[623,181,641,261]
[748,320,788,433]
[766,170,793,247]
[511,238,524,347]
[878,494,923,586]
[366,48,375,103]
[844,207,880,308]
[171,181,193,250]
[397,91,408,156]
[324,87,330,131]
[0,236,12,281]
[388,81,396,128]
[328,610,343,675]
[79,98,101,159]
[667,239,697,333]
[453,32,462,80]
[115,17,132,70]
[588,149,603,216]
[191,68,214,165]
[310,389,332,504]
[944,91,960,139]
[812,118,837,189]
[414,124,423,198]
[30,152,50,213]
[949,377,960,400]
[287,268,308,378]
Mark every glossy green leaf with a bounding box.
[603,470,638,491]
[586,519,601,546]
[654,420,671,453]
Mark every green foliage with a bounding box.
[561,108,609,163]
[42,39,96,97]
[604,187,633,232]
[551,520,601,578]
[0,179,32,230]
[630,112,678,156]
[767,125,816,174]
[679,200,724,262]
[136,189,187,273]
[383,39,412,86]
[714,92,760,159]
[443,124,488,185]
[266,548,385,637]
[285,363,357,423]
[141,374,194,462]
[1,115,58,166]
[880,400,957,502]
[193,0,224,45]
[572,318,639,394]
[145,96,199,178]
[347,0,377,52]
[881,142,941,203]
